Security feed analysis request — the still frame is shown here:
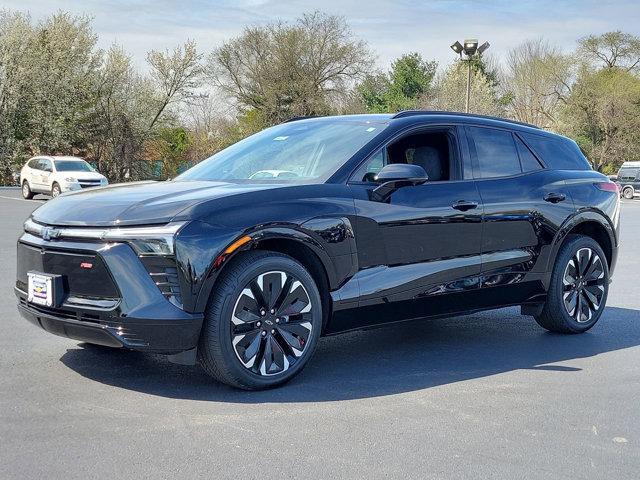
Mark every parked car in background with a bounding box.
[616,161,640,199]
[20,156,108,199]
[15,112,619,390]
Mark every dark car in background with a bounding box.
[15,111,620,389]
[616,161,640,199]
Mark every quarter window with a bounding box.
[520,133,590,170]
[470,127,521,178]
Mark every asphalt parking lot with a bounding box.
[1,188,639,479]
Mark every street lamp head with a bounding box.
[477,41,490,55]
[450,41,464,55]
[463,39,479,56]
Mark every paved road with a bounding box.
[1,188,639,479]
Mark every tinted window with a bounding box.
[514,135,543,171]
[520,133,590,170]
[618,168,637,181]
[28,159,40,169]
[470,127,521,178]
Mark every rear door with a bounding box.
[28,159,45,191]
[39,158,54,191]
[468,126,574,301]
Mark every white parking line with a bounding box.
[0,195,45,203]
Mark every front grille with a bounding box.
[139,256,182,307]
[17,242,119,299]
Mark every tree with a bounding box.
[579,31,640,71]
[0,11,100,183]
[208,11,372,125]
[422,59,504,116]
[89,41,204,182]
[358,52,437,113]
[503,39,574,127]
[561,67,640,173]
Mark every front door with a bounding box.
[345,126,484,326]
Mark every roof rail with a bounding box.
[391,110,541,129]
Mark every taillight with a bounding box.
[594,182,619,193]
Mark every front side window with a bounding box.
[177,119,387,183]
[470,127,521,178]
[351,129,454,183]
[40,159,52,172]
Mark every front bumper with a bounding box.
[15,290,202,352]
[16,233,203,354]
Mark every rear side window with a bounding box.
[618,168,639,181]
[470,127,521,178]
[520,133,590,170]
[28,159,40,169]
[514,135,543,172]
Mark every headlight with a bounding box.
[64,177,77,182]
[24,219,186,255]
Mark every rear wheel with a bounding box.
[535,235,609,333]
[622,187,634,199]
[22,181,34,199]
[198,251,322,390]
[51,183,61,198]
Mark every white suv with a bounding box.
[20,156,108,199]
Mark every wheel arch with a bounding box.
[193,226,342,330]
[548,212,616,275]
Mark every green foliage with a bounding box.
[358,52,436,113]
[560,67,640,171]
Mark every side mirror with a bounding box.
[371,164,429,202]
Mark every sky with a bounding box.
[1,0,639,71]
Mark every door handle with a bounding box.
[452,200,479,211]
[544,192,566,203]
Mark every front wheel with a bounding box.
[535,235,609,333]
[198,251,322,390]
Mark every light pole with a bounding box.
[450,39,490,113]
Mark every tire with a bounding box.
[198,250,322,390]
[22,181,34,199]
[51,183,61,198]
[535,234,609,334]
[622,187,634,200]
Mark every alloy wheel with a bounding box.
[562,247,605,323]
[22,183,29,197]
[52,185,60,198]
[230,270,313,376]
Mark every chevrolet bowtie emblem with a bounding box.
[41,227,61,241]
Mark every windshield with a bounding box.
[54,160,94,172]
[176,119,387,183]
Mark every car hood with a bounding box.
[31,180,284,227]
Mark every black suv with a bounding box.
[15,112,620,389]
